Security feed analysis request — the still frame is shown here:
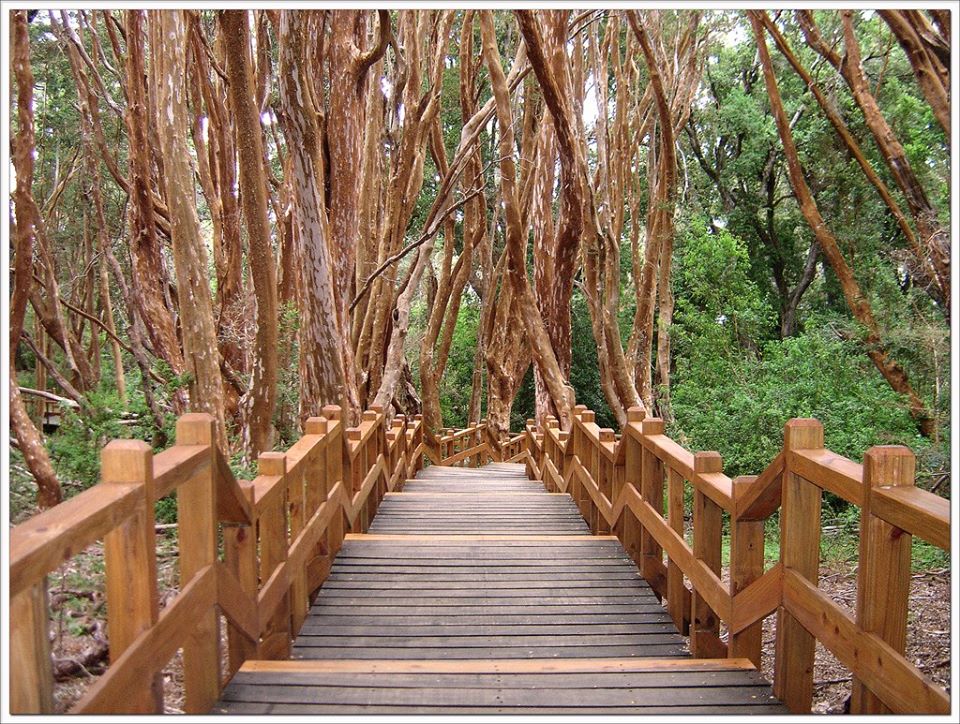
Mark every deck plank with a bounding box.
[215,461,786,714]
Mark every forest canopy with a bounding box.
[7,8,951,511]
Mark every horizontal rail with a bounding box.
[870,485,950,551]
[9,404,427,715]
[782,569,950,714]
[789,448,864,506]
[440,442,490,467]
[527,403,950,716]
[10,483,143,598]
[153,444,209,500]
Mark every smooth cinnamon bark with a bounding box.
[752,13,934,438]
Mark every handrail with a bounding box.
[8,405,426,715]
[525,403,950,716]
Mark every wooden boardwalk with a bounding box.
[215,463,787,715]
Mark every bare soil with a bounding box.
[757,563,952,714]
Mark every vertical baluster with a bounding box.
[730,475,764,666]
[691,451,725,658]
[598,429,616,534]
[287,435,308,637]
[224,480,256,676]
[304,417,329,593]
[102,439,162,712]
[322,406,346,555]
[257,451,290,660]
[640,418,665,600]
[346,427,363,532]
[773,419,823,713]
[176,415,220,712]
[850,445,915,714]
[621,408,644,569]
[9,581,54,713]
[555,431,569,490]
[413,414,424,473]
[666,467,690,635]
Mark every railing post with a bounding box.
[850,445,915,714]
[175,414,221,713]
[622,407,645,570]
[774,418,824,713]
[9,580,54,713]
[639,418,665,600]
[413,414,424,472]
[257,451,291,660]
[101,439,163,712]
[346,426,364,531]
[666,465,690,636]
[691,451,725,658]
[304,417,330,592]
[391,416,406,483]
[598,429,616,534]
[322,405,346,554]
[224,479,256,677]
[730,475,764,667]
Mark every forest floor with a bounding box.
[40,547,951,714]
[757,563,951,714]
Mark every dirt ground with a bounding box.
[44,549,951,714]
[757,563,952,714]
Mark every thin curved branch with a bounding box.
[356,9,392,76]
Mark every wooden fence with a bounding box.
[9,405,424,714]
[425,422,528,468]
[526,403,950,715]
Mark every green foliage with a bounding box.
[272,302,302,446]
[437,298,482,429]
[671,329,929,478]
[673,218,775,354]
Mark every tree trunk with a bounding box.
[124,10,184,375]
[10,371,62,509]
[877,10,949,140]
[752,13,935,438]
[755,11,940,310]
[482,10,575,430]
[153,9,227,448]
[797,10,949,321]
[10,9,36,357]
[279,10,354,422]
[223,10,279,457]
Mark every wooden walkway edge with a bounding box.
[214,463,787,714]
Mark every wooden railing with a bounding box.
[9,405,423,714]
[525,403,951,715]
[425,421,529,469]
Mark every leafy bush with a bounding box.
[671,329,930,478]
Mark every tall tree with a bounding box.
[123,10,184,377]
[797,10,950,320]
[278,10,353,422]
[10,9,62,508]
[483,9,575,430]
[750,11,935,438]
[152,9,227,446]
[223,10,279,457]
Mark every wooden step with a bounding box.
[214,658,788,715]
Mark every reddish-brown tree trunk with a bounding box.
[223,10,279,457]
[752,13,934,438]
[10,10,62,508]
[154,9,227,448]
[124,10,184,374]
[279,10,354,422]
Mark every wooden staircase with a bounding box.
[214,463,787,715]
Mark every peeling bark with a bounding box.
[223,10,279,457]
[153,10,227,447]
